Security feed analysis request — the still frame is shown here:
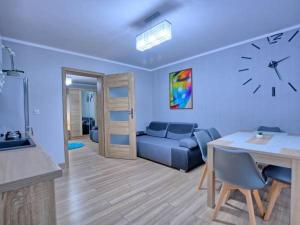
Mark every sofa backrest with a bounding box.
[146,121,169,138]
[166,122,198,140]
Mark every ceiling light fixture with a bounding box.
[136,20,172,52]
[66,77,72,86]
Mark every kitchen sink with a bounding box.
[0,138,36,151]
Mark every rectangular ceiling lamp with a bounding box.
[136,20,172,52]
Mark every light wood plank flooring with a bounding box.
[56,137,290,225]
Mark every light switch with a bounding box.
[33,109,40,115]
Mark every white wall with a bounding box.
[2,40,153,164]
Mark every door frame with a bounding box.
[62,67,105,168]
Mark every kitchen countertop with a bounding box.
[0,142,62,193]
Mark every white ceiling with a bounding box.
[1,0,300,70]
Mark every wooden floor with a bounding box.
[56,137,290,225]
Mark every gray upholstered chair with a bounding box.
[207,127,221,140]
[212,147,266,225]
[257,126,282,132]
[194,130,213,190]
[257,125,287,220]
[263,165,291,221]
[257,126,282,171]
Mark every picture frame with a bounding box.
[169,68,193,109]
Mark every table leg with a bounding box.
[291,159,300,224]
[207,144,215,208]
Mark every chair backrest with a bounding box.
[214,147,266,189]
[208,128,221,140]
[257,126,282,133]
[194,130,213,162]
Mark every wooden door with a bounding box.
[68,88,82,138]
[104,73,136,159]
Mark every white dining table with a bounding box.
[207,131,300,224]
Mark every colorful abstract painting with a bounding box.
[169,68,193,109]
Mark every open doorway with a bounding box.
[62,67,104,168]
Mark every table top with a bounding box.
[0,142,62,192]
[208,131,300,160]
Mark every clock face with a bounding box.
[239,30,299,97]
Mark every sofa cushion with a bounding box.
[137,132,204,172]
[166,123,197,140]
[146,121,169,138]
[179,137,198,149]
[137,135,180,166]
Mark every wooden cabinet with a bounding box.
[0,181,56,225]
[0,144,62,225]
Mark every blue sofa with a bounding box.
[82,117,95,135]
[90,126,98,143]
[137,121,204,172]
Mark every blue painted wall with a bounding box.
[2,41,153,163]
[0,35,2,75]
[153,29,300,135]
[2,28,300,164]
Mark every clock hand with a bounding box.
[268,60,284,81]
[275,56,290,64]
[274,67,282,81]
[268,57,290,69]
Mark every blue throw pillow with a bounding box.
[179,137,198,149]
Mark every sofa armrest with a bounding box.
[171,147,204,172]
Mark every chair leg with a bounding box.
[252,190,265,217]
[197,164,207,190]
[243,189,257,225]
[224,189,231,204]
[264,180,289,221]
[267,180,276,201]
[212,183,230,220]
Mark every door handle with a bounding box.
[128,108,133,119]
